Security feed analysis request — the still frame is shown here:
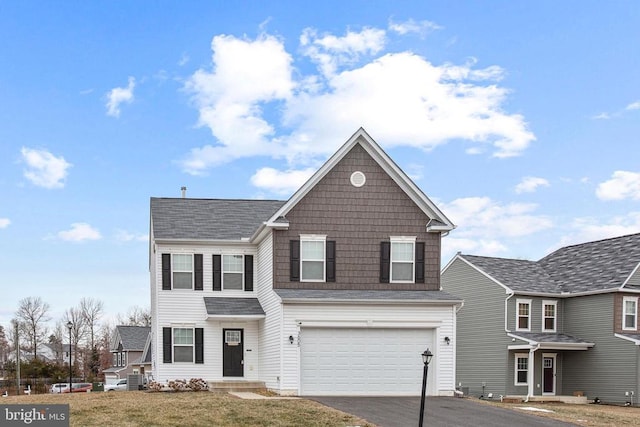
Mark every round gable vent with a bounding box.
[350,171,366,187]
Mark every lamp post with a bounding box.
[66,321,73,392]
[418,348,433,427]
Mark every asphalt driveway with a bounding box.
[310,396,577,427]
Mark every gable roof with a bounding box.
[455,232,640,295]
[264,128,454,232]
[150,198,285,241]
[113,325,151,352]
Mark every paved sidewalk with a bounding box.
[228,391,300,400]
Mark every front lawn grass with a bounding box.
[2,391,374,427]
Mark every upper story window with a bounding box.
[223,255,244,290]
[623,296,638,330]
[390,237,415,283]
[542,300,557,332]
[172,254,193,289]
[516,299,531,331]
[301,236,326,282]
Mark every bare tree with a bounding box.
[80,297,103,350]
[117,306,151,327]
[0,325,8,376]
[15,296,51,359]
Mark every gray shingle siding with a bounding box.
[442,258,511,397]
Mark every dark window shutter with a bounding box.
[244,255,254,291]
[290,240,300,282]
[195,328,204,364]
[380,242,390,283]
[194,254,203,290]
[415,242,425,284]
[326,241,336,282]
[162,328,172,363]
[213,255,222,291]
[162,254,171,290]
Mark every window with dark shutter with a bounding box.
[380,242,390,283]
[162,254,171,290]
[213,255,222,291]
[326,241,336,282]
[162,328,172,363]
[244,255,254,291]
[415,242,425,284]
[290,240,300,282]
[195,328,204,364]
[194,254,203,290]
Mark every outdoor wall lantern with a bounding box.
[289,335,294,344]
[418,348,433,427]
[444,336,451,345]
[66,321,73,389]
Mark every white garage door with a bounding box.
[300,327,434,396]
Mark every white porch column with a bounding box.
[527,347,536,399]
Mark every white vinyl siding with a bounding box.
[516,299,531,331]
[223,255,243,290]
[172,254,193,289]
[542,300,557,332]
[300,235,325,282]
[623,296,638,330]
[390,236,415,283]
[515,353,528,385]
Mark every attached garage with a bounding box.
[300,327,435,396]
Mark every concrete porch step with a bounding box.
[208,381,266,393]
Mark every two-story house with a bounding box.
[441,233,640,405]
[149,128,462,396]
[102,325,151,385]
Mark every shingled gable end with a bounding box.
[149,128,461,396]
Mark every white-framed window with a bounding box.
[223,254,244,290]
[173,328,194,363]
[516,299,531,331]
[172,254,193,289]
[515,353,529,386]
[300,235,326,282]
[390,236,415,283]
[542,300,557,332]
[623,296,638,330]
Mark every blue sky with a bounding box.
[1,1,639,331]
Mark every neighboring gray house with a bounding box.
[149,128,463,396]
[441,232,640,405]
[102,325,151,385]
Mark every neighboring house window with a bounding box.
[623,296,638,330]
[289,237,336,283]
[301,235,326,282]
[516,299,531,331]
[223,255,244,290]
[172,254,193,289]
[515,353,528,385]
[542,300,557,332]
[173,328,194,363]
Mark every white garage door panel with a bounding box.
[300,328,434,396]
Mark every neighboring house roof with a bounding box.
[274,289,462,303]
[203,297,266,318]
[150,198,285,241]
[113,326,151,352]
[265,128,455,233]
[455,232,640,295]
[102,366,127,373]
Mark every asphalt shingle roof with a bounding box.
[116,326,150,351]
[510,332,593,345]
[150,198,286,241]
[460,232,640,294]
[203,297,266,316]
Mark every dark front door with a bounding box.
[543,356,555,394]
[223,329,244,377]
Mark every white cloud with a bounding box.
[388,19,442,37]
[551,212,640,251]
[115,229,148,242]
[178,53,190,66]
[250,167,316,195]
[626,101,640,111]
[596,171,640,200]
[181,26,536,179]
[57,223,102,242]
[0,218,10,228]
[21,147,72,189]
[591,112,610,120]
[515,176,550,194]
[106,77,135,117]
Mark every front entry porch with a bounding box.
[503,394,589,404]
[208,380,266,393]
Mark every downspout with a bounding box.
[505,292,514,332]
[525,343,540,402]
